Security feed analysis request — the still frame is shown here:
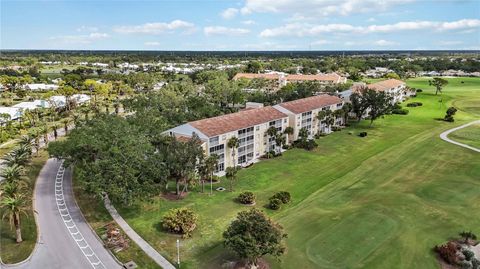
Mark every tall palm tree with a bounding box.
[225,166,238,192]
[61,118,72,135]
[274,134,286,155]
[1,195,28,243]
[205,154,219,195]
[0,164,25,184]
[283,126,294,144]
[41,124,49,146]
[266,126,278,155]
[0,181,27,199]
[227,137,239,167]
[51,123,60,140]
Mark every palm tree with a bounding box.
[205,154,219,195]
[341,103,352,125]
[61,118,72,135]
[1,195,28,243]
[459,231,477,244]
[0,164,25,184]
[266,126,278,155]
[274,134,286,155]
[51,123,60,140]
[0,181,27,199]
[2,150,30,167]
[227,137,239,167]
[283,126,294,144]
[225,166,238,192]
[41,124,49,146]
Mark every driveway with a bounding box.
[2,158,122,269]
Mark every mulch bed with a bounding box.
[161,192,189,201]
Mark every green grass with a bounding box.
[0,151,49,264]
[109,77,480,269]
[447,123,480,149]
[73,174,159,269]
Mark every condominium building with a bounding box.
[367,79,410,104]
[165,106,289,174]
[233,72,347,91]
[274,94,344,140]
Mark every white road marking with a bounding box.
[54,161,107,269]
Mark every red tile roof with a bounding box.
[233,73,281,80]
[278,94,343,114]
[286,73,343,83]
[368,79,405,92]
[189,106,287,137]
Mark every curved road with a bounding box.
[439,120,480,153]
[2,159,122,269]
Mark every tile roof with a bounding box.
[278,94,343,114]
[233,73,282,80]
[368,79,405,92]
[189,106,288,137]
[286,73,342,83]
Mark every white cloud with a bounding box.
[76,26,99,32]
[204,26,250,36]
[374,39,397,46]
[439,40,464,46]
[238,0,414,17]
[221,8,239,19]
[260,19,480,37]
[114,20,194,34]
[50,32,109,44]
[367,17,376,22]
[311,40,330,46]
[144,41,161,46]
[241,20,256,25]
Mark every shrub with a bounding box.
[272,191,291,204]
[162,208,198,238]
[331,126,342,132]
[269,198,282,210]
[472,258,480,269]
[359,132,368,137]
[435,241,460,265]
[407,102,423,107]
[463,249,475,261]
[238,191,256,205]
[392,108,409,115]
[393,103,402,109]
[293,139,318,151]
[444,107,458,122]
[444,116,455,122]
[416,89,423,92]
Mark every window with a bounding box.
[256,126,260,131]
[209,136,219,145]
[284,118,287,123]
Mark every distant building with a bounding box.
[24,83,59,91]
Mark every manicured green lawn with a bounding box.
[448,123,480,149]
[0,151,48,264]
[114,77,479,269]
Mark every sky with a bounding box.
[1,0,479,51]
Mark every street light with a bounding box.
[176,239,180,267]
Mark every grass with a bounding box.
[447,123,480,149]
[0,150,49,264]
[73,173,160,269]
[112,77,480,269]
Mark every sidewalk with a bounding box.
[103,196,176,269]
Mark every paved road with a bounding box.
[1,159,122,269]
[439,120,480,153]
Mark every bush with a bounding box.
[268,198,282,210]
[331,126,342,132]
[392,108,409,115]
[472,258,480,269]
[416,89,423,92]
[293,139,318,151]
[238,191,256,205]
[463,249,475,261]
[393,103,402,109]
[162,208,198,238]
[271,191,291,204]
[444,107,458,122]
[435,241,460,265]
[359,132,368,137]
[407,102,423,107]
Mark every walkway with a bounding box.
[1,159,122,269]
[103,196,176,269]
[439,120,480,153]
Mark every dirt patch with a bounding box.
[161,192,189,201]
